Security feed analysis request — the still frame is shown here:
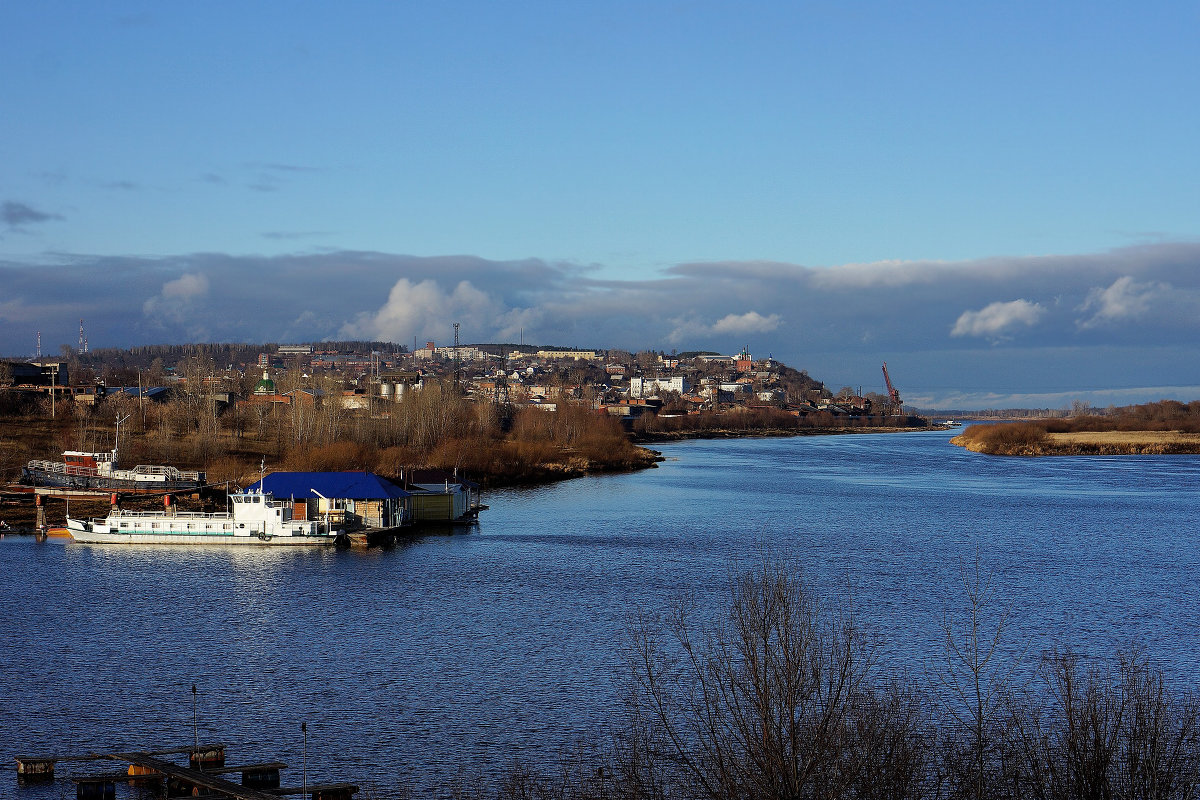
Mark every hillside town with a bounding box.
[0,339,903,423]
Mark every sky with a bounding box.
[2,2,1198,409]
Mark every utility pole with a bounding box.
[453,322,461,387]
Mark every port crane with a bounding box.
[881,362,902,416]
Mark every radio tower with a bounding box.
[36,331,42,359]
[78,319,89,354]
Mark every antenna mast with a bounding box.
[113,413,131,462]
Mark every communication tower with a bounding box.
[78,319,89,354]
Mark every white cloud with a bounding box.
[810,259,946,289]
[142,272,210,322]
[1076,276,1168,329]
[712,310,782,335]
[663,314,705,345]
[161,272,209,301]
[666,310,781,344]
[950,299,1045,340]
[339,278,497,341]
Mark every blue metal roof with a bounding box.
[245,471,411,500]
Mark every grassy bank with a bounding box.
[951,400,1200,455]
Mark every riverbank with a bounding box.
[480,443,664,488]
[634,423,943,444]
[952,427,1200,456]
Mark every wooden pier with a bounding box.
[15,744,357,799]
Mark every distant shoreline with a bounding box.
[952,430,1200,456]
[634,424,946,444]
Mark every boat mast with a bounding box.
[113,414,131,465]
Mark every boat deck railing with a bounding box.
[26,460,99,477]
[107,510,226,520]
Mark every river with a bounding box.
[2,428,1197,796]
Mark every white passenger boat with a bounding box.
[65,490,343,546]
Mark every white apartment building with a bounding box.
[630,375,690,398]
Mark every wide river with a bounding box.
[2,428,1198,797]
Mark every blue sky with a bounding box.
[2,2,1198,409]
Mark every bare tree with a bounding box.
[621,559,931,800]
[936,557,1023,800]
[1000,649,1200,800]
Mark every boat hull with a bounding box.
[21,467,203,492]
[68,530,335,545]
[65,518,339,547]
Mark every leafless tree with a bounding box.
[620,559,932,800]
[936,557,1023,800]
[1000,649,1200,800]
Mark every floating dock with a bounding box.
[15,743,357,799]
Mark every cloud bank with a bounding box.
[2,242,1199,408]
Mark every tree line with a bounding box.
[0,370,652,487]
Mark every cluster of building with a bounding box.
[1,341,890,420]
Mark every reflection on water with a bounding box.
[1,428,1198,796]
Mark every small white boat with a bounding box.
[66,490,342,546]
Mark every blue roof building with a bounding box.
[245,471,411,529]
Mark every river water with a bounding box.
[2,428,1198,796]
